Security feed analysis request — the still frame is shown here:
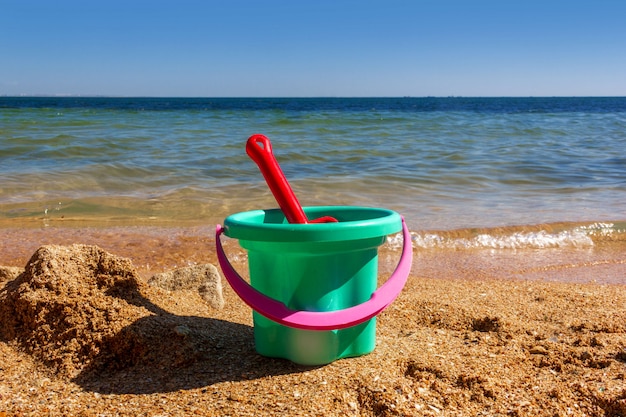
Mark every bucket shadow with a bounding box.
[73,284,316,395]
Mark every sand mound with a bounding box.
[0,244,228,379]
[0,265,22,282]
[0,245,154,376]
[148,263,224,309]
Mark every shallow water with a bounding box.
[1,96,625,236]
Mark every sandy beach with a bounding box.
[1,225,625,416]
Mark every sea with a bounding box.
[1,96,625,255]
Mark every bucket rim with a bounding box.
[223,206,402,242]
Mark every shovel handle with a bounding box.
[246,134,309,224]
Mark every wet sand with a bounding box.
[1,224,625,416]
[1,223,625,284]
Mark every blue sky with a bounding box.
[2,0,625,97]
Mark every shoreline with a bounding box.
[1,222,625,285]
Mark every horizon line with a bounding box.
[3,95,626,99]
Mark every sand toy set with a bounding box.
[216,134,412,365]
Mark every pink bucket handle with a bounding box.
[215,217,412,331]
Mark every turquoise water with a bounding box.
[1,97,625,240]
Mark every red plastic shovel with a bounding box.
[246,134,337,224]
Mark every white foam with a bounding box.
[466,230,594,249]
[573,222,619,237]
[386,227,599,251]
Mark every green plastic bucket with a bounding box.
[216,206,412,365]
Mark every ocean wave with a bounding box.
[386,222,626,251]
